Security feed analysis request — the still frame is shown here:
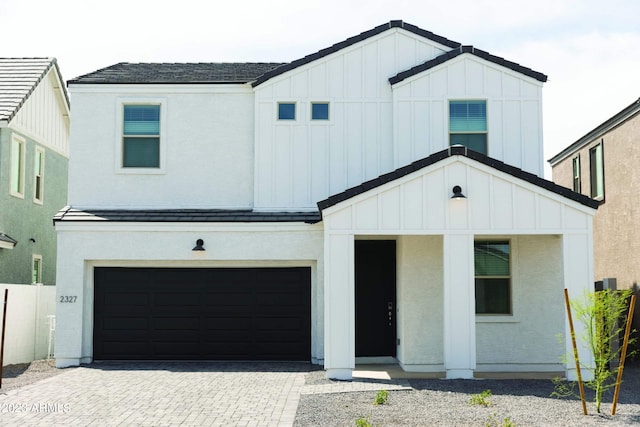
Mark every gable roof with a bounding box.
[317,145,599,212]
[389,45,548,85]
[251,20,461,87]
[0,58,69,124]
[548,96,640,165]
[69,62,285,85]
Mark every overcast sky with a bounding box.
[3,0,639,177]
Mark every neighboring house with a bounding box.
[55,21,598,380]
[549,96,640,339]
[0,58,70,285]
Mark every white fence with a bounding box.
[0,284,56,366]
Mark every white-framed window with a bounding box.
[32,255,42,284]
[311,102,329,120]
[572,155,581,193]
[10,134,26,198]
[34,147,45,204]
[475,240,511,315]
[278,102,296,120]
[116,98,167,174]
[449,100,487,155]
[590,142,604,200]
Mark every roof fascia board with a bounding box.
[68,83,253,94]
[548,97,640,165]
[48,61,71,117]
[54,221,322,233]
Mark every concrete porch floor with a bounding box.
[353,364,563,380]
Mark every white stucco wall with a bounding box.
[475,235,565,372]
[67,85,255,209]
[54,222,324,367]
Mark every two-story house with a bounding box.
[549,97,640,342]
[0,58,70,285]
[55,21,598,380]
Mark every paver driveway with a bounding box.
[0,362,310,426]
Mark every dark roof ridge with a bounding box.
[548,96,640,165]
[317,146,598,212]
[389,44,547,85]
[251,20,461,87]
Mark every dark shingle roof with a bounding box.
[389,45,548,85]
[548,96,640,165]
[251,20,462,87]
[53,208,321,224]
[68,62,285,85]
[0,57,69,123]
[317,145,598,212]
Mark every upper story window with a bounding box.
[32,255,42,284]
[475,240,511,315]
[278,103,296,120]
[311,102,329,120]
[10,134,25,198]
[572,155,581,193]
[589,142,604,200]
[123,104,160,168]
[449,100,487,155]
[34,147,45,204]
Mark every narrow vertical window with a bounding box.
[32,255,42,284]
[572,155,581,193]
[311,102,329,120]
[34,147,45,203]
[10,135,26,197]
[475,240,511,315]
[278,103,296,120]
[449,100,487,154]
[123,105,160,168]
[589,142,604,200]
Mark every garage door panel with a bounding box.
[94,267,311,360]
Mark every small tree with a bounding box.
[555,289,637,413]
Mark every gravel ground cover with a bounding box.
[294,363,640,426]
[0,359,69,394]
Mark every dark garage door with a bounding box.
[94,267,311,361]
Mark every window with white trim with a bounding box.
[34,147,45,203]
[32,255,42,284]
[122,104,161,168]
[278,102,296,120]
[449,100,487,154]
[572,155,581,193]
[10,134,26,197]
[475,240,511,315]
[590,142,604,200]
[311,102,329,120]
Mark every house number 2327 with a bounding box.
[59,296,77,303]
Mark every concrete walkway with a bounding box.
[0,362,309,427]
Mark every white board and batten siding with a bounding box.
[10,69,70,157]
[253,29,452,211]
[392,55,544,177]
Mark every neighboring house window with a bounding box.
[34,147,45,203]
[123,104,160,168]
[10,134,26,198]
[589,142,604,200]
[475,240,511,315]
[32,255,42,284]
[449,100,487,154]
[278,103,296,120]
[572,155,581,193]
[311,102,329,120]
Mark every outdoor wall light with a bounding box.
[451,185,466,199]
[192,239,205,251]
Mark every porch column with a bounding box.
[443,233,476,378]
[324,233,355,379]
[562,232,595,381]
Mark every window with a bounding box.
[123,104,160,168]
[311,102,329,120]
[34,147,45,203]
[475,240,511,315]
[449,100,487,154]
[278,103,296,120]
[10,134,25,197]
[32,255,42,284]
[572,155,581,193]
[590,142,604,200]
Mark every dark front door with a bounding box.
[355,240,396,357]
